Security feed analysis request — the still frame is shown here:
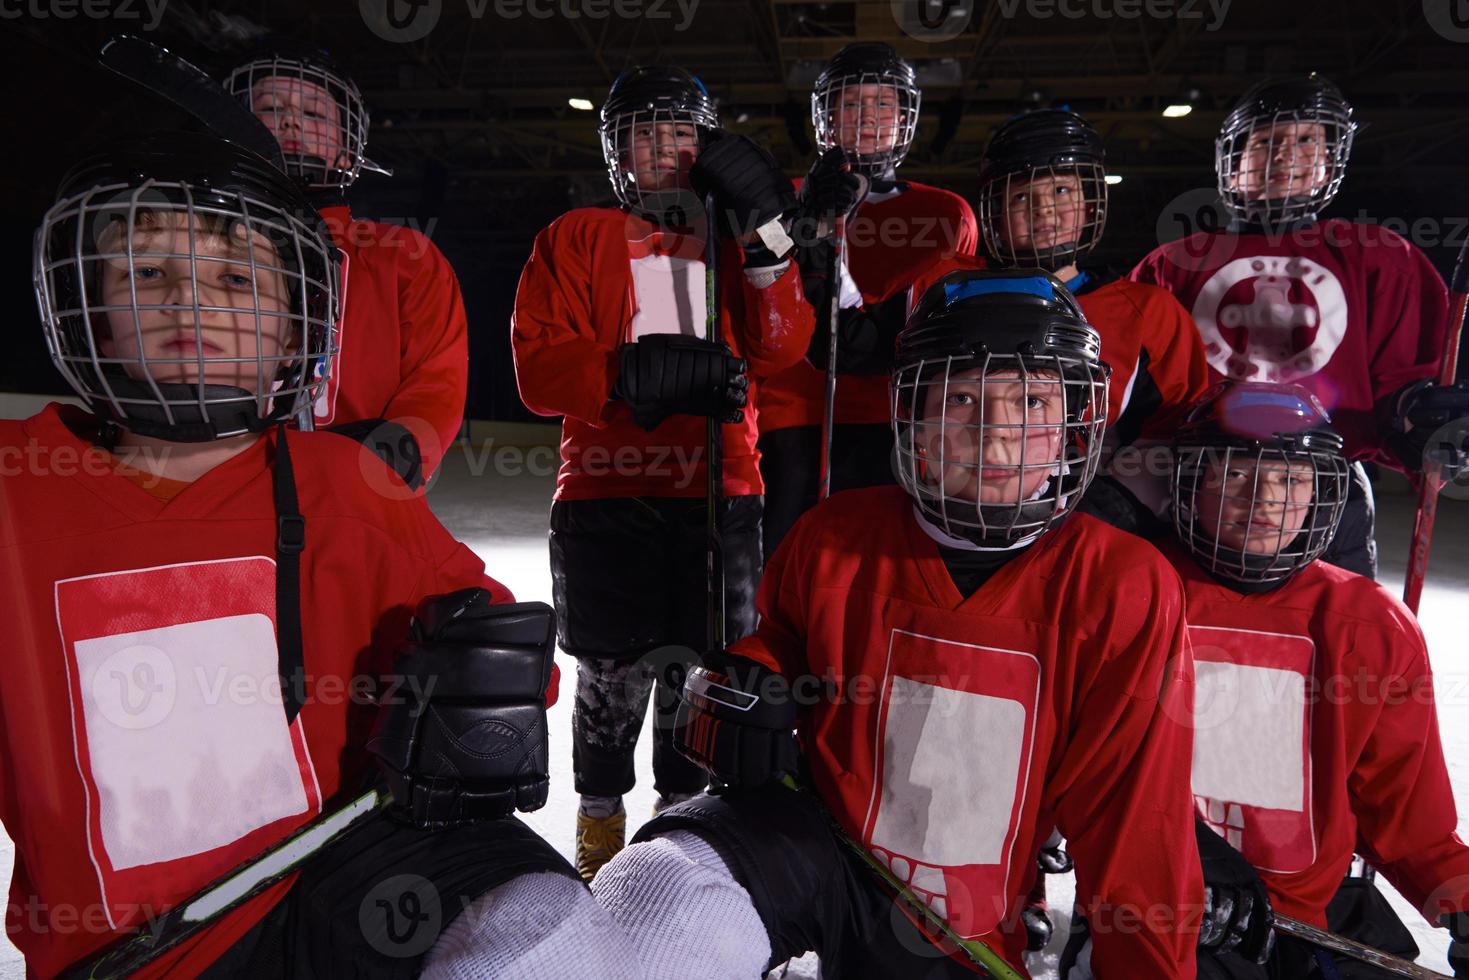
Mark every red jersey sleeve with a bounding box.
[729,250,816,381]
[1345,605,1469,921]
[380,231,469,476]
[1049,551,1203,978]
[1130,285,1213,439]
[511,216,621,426]
[1364,228,1450,409]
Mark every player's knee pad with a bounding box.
[421,870,637,980]
[591,830,771,978]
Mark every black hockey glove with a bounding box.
[673,652,799,787]
[689,130,796,242]
[368,591,556,830]
[1444,911,1469,977]
[805,291,910,377]
[1388,379,1469,476]
[792,146,867,246]
[612,334,749,431]
[1196,816,1274,964]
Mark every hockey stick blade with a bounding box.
[99,35,286,170]
[1274,914,1451,980]
[61,786,389,980]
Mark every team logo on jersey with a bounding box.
[55,557,321,929]
[862,629,1039,939]
[1190,625,1317,874]
[1191,255,1349,385]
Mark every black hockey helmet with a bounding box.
[892,269,1108,548]
[34,130,340,441]
[224,38,391,190]
[1215,73,1355,225]
[811,42,921,179]
[976,109,1108,271]
[599,65,719,222]
[1171,381,1349,586]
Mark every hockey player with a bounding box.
[511,66,813,880]
[591,270,1214,978]
[1139,380,1469,978]
[1131,74,1469,578]
[757,41,978,559]
[4,131,631,978]
[226,42,469,481]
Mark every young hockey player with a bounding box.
[757,41,978,559]
[511,66,813,880]
[591,269,1217,978]
[1159,381,1469,978]
[1132,74,1469,578]
[226,42,468,480]
[4,131,629,979]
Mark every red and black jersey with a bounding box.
[0,405,523,978]
[911,259,1210,438]
[1131,220,1449,466]
[756,181,978,432]
[316,205,469,477]
[735,486,1202,977]
[511,207,815,500]
[1165,543,1469,929]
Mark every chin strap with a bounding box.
[272,425,307,724]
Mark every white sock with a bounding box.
[420,870,644,980]
[592,830,771,978]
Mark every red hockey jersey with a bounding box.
[0,405,516,978]
[757,181,978,432]
[912,258,1211,437]
[512,207,815,500]
[1131,220,1449,466]
[735,486,1202,977]
[1165,543,1469,928]
[316,205,469,477]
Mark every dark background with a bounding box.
[3,0,1467,422]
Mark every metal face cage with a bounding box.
[811,71,921,178]
[978,162,1108,272]
[35,178,339,439]
[892,351,1107,547]
[1215,104,1355,225]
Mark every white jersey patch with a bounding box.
[629,252,708,340]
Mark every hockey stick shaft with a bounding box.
[778,775,1023,980]
[1274,914,1451,980]
[62,786,389,980]
[1403,240,1469,613]
[705,193,726,654]
[817,217,845,502]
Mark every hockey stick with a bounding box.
[817,214,847,502]
[705,192,726,654]
[1274,914,1451,980]
[98,35,286,170]
[1403,237,1469,613]
[778,775,1024,980]
[61,786,390,980]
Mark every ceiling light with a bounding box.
[568,97,595,111]
[1105,174,1123,185]
[1162,103,1193,118]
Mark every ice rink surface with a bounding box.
[2,447,1462,978]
